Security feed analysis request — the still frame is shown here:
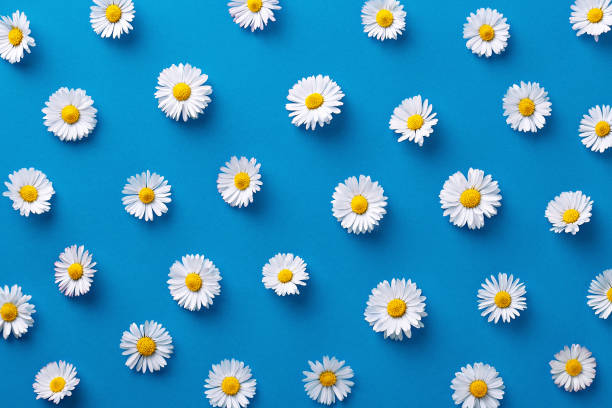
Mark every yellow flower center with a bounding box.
[61,105,80,124]
[221,376,241,395]
[185,273,202,292]
[49,377,66,393]
[518,98,535,117]
[138,187,155,204]
[376,9,394,28]
[136,336,156,356]
[595,121,610,137]
[305,93,324,110]
[563,209,580,224]
[106,4,122,23]
[247,0,263,12]
[406,114,424,130]
[459,188,481,208]
[565,359,582,377]
[606,287,612,303]
[469,380,488,398]
[494,291,511,308]
[8,27,23,46]
[19,185,38,203]
[67,263,84,280]
[173,82,192,101]
[277,268,293,283]
[319,370,337,387]
[479,24,495,41]
[587,8,604,23]
[351,195,368,214]
[387,298,407,318]
[0,302,18,322]
[233,172,251,190]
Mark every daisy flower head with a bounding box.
[204,359,256,408]
[155,63,212,122]
[570,0,612,41]
[550,344,596,392]
[463,8,510,57]
[54,245,97,297]
[545,191,593,235]
[122,170,171,221]
[502,81,551,133]
[389,95,438,145]
[33,361,79,405]
[228,0,280,32]
[477,273,526,324]
[587,269,612,319]
[439,168,502,230]
[361,0,406,41]
[303,356,354,405]
[579,105,612,153]
[332,175,387,235]
[262,253,309,296]
[0,284,35,340]
[90,0,135,39]
[120,320,173,373]
[217,156,262,208]
[0,10,35,64]
[42,87,97,142]
[3,168,54,217]
[286,75,344,130]
[168,254,221,311]
[451,363,505,408]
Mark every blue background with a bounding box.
[1,1,610,406]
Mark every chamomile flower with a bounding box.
[54,245,97,297]
[303,356,354,405]
[0,284,35,340]
[545,191,593,235]
[439,168,502,230]
[286,75,344,130]
[217,156,262,208]
[228,0,280,32]
[0,10,35,64]
[579,105,612,153]
[463,8,510,57]
[262,253,309,296]
[204,359,256,408]
[477,273,526,324]
[587,269,612,319]
[122,170,171,221]
[120,320,173,373]
[389,95,438,146]
[90,0,135,39]
[570,0,612,41]
[42,87,97,142]
[451,363,505,408]
[155,63,213,122]
[361,0,406,41]
[550,344,596,392]
[167,254,221,311]
[332,175,387,234]
[502,81,551,133]
[3,168,54,217]
[33,361,79,405]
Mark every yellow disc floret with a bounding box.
[277,268,293,283]
[234,172,250,190]
[595,121,610,137]
[387,298,407,318]
[185,273,203,292]
[173,82,191,101]
[469,380,488,398]
[319,370,337,387]
[406,114,424,130]
[138,187,155,204]
[376,9,394,28]
[305,93,324,110]
[518,98,535,117]
[606,287,612,303]
[565,358,582,377]
[61,105,80,124]
[49,377,66,393]
[351,195,368,214]
[68,263,84,280]
[247,0,263,12]
[19,185,38,203]
[221,376,241,395]
[8,27,23,46]
[587,8,603,23]
[460,188,481,208]
[0,302,18,322]
[106,4,122,23]
[563,209,580,224]
[136,336,156,356]
[494,291,511,308]
[479,24,495,41]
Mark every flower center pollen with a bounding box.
[469,380,488,398]
[518,98,535,117]
[595,121,610,137]
[136,337,156,356]
[247,0,263,12]
[0,303,18,322]
[8,27,23,46]
[479,24,495,41]
[563,209,580,224]
[305,93,324,110]
[234,172,251,190]
[406,114,424,130]
[19,185,38,202]
[319,371,337,387]
[460,188,481,208]
[106,4,122,23]
[376,9,394,28]
[138,187,155,204]
[185,273,202,292]
[607,287,612,303]
[587,8,603,23]
[277,268,293,283]
[565,359,582,376]
[61,105,80,124]
[173,82,191,101]
[387,298,407,317]
[68,263,83,280]
[351,195,368,214]
[221,376,241,395]
[49,377,66,393]
[494,291,511,308]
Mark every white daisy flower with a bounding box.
[3,168,54,217]
[331,175,387,235]
[587,269,612,319]
[303,356,354,405]
[286,75,344,130]
[228,0,280,32]
[155,63,213,122]
[389,95,438,146]
[0,10,35,64]
[54,245,97,297]
[204,359,256,408]
[217,156,262,208]
[463,8,510,57]
[0,284,35,340]
[167,254,222,311]
[42,87,97,142]
[477,273,526,324]
[579,105,612,153]
[451,363,505,408]
[120,320,173,373]
[361,0,406,41]
[545,191,593,235]
[570,0,612,41]
[262,253,309,296]
[90,0,135,39]
[502,81,551,133]
[364,278,427,341]
[122,170,171,221]
[33,361,79,405]
[550,344,596,392]
[439,168,502,230]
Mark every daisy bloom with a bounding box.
[439,168,502,230]
[0,10,35,64]
[286,75,344,130]
[550,344,596,392]
[204,359,256,408]
[0,284,35,339]
[463,8,510,57]
[477,273,526,324]
[120,320,173,373]
[579,105,612,153]
[262,253,309,296]
[332,175,387,234]
[122,170,171,221]
[217,156,262,208]
[389,95,438,146]
[587,269,612,319]
[90,0,135,39]
[451,363,505,408]
[54,245,97,297]
[168,254,221,311]
[42,87,97,142]
[303,356,354,405]
[3,168,54,217]
[228,0,280,32]
[155,63,212,122]
[33,361,79,405]
[545,191,593,235]
[570,0,612,41]
[361,0,406,41]
[502,81,551,133]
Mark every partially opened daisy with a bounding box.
[550,344,596,392]
[54,245,97,297]
[579,105,612,153]
[33,361,79,405]
[545,191,593,235]
[303,356,354,405]
[122,170,171,221]
[204,359,256,408]
[42,87,97,142]
[389,95,438,145]
[90,0,135,39]
[168,254,221,311]
[570,0,612,41]
[439,168,501,230]
[155,63,212,122]
[217,156,262,208]
[463,8,510,57]
[332,175,387,234]
[0,10,35,64]
[451,363,505,408]
[120,320,173,373]
[0,284,35,340]
[286,75,344,130]
[228,0,280,32]
[262,253,309,296]
[3,168,54,217]
[477,273,526,324]
[587,269,612,319]
[502,81,551,133]
[361,0,406,41]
